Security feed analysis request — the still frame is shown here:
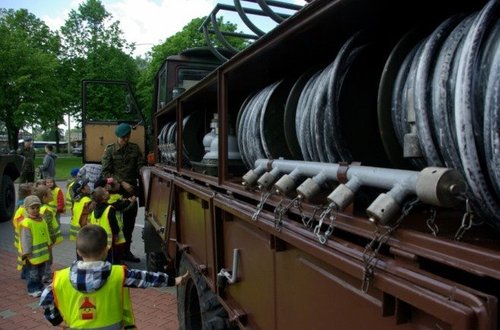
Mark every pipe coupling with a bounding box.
[296,178,321,200]
[327,184,355,210]
[366,193,401,226]
[274,174,297,195]
[416,167,466,207]
[257,171,278,190]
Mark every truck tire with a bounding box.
[146,251,167,272]
[177,253,235,330]
[0,175,15,222]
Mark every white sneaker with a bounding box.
[28,290,42,298]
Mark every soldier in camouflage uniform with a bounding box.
[101,123,145,263]
[17,137,36,183]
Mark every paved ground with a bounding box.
[0,182,179,329]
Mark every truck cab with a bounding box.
[155,47,229,110]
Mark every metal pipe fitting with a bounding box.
[327,176,362,210]
[416,167,466,207]
[242,164,266,187]
[327,184,353,210]
[296,171,327,200]
[252,159,466,224]
[365,181,410,225]
[257,167,280,190]
[273,168,301,195]
[366,193,401,225]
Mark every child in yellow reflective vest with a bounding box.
[65,168,80,211]
[19,195,52,298]
[45,177,65,224]
[12,183,33,277]
[34,185,64,282]
[94,178,136,264]
[70,179,93,241]
[39,224,188,328]
[89,187,126,264]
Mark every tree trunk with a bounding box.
[55,119,61,153]
[7,125,19,152]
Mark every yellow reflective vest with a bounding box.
[90,205,126,247]
[65,180,76,210]
[48,186,62,214]
[41,204,63,245]
[108,193,121,204]
[13,206,26,270]
[12,205,26,249]
[70,196,91,240]
[53,265,135,329]
[108,193,126,244]
[19,216,51,265]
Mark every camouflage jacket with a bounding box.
[101,142,145,187]
[17,146,36,172]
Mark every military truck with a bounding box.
[0,153,23,222]
[82,0,500,328]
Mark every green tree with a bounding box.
[60,0,133,58]
[59,0,138,124]
[0,9,61,150]
[41,127,64,141]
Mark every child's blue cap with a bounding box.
[70,168,80,177]
[72,178,90,195]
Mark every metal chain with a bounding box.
[313,202,338,244]
[425,207,438,236]
[252,191,272,221]
[273,196,300,231]
[302,205,324,230]
[293,197,308,229]
[273,198,285,229]
[324,206,338,241]
[361,198,419,293]
[454,198,474,241]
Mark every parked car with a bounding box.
[72,146,83,156]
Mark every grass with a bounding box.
[34,154,84,181]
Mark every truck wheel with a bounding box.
[0,175,15,222]
[177,253,235,330]
[146,251,167,272]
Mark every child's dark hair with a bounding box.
[45,144,53,151]
[33,185,51,202]
[45,177,58,187]
[18,183,33,200]
[76,224,108,258]
[35,179,46,187]
[92,186,108,203]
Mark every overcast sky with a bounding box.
[1,0,306,57]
